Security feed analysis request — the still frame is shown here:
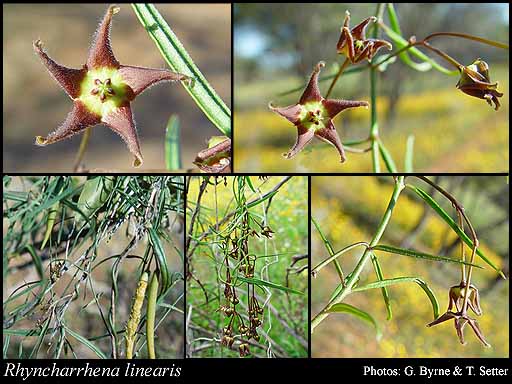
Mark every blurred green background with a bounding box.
[186,176,308,358]
[3,4,231,172]
[234,3,509,172]
[311,176,509,357]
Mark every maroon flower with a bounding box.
[34,5,190,167]
[456,59,503,111]
[337,11,392,63]
[269,61,368,162]
[427,282,490,347]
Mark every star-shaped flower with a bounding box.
[34,5,190,167]
[336,11,392,63]
[456,58,503,111]
[269,61,368,162]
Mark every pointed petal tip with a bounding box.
[35,136,48,146]
[315,61,326,71]
[133,156,143,167]
[33,39,43,51]
[108,5,120,15]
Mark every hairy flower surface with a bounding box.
[269,61,368,162]
[336,11,392,63]
[457,59,503,111]
[34,5,190,166]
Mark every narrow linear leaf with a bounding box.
[239,277,304,295]
[132,4,231,136]
[352,276,439,319]
[312,242,367,277]
[311,216,335,254]
[404,134,415,173]
[326,303,382,340]
[312,215,345,292]
[148,227,170,292]
[407,185,505,277]
[372,244,483,267]
[385,3,431,72]
[369,251,392,320]
[378,140,398,173]
[2,329,42,337]
[165,114,181,170]
[245,176,256,193]
[3,335,10,358]
[24,245,44,281]
[64,325,107,359]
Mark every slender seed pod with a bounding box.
[41,201,59,250]
[125,272,149,359]
[146,272,159,359]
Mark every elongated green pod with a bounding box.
[146,272,159,359]
[125,272,149,359]
[41,201,59,250]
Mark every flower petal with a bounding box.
[455,317,468,345]
[35,101,100,146]
[467,318,491,348]
[350,16,376,41]
[323,98,368,119]
[118,65,190,97]
[33,40,86,99]
[87,5,120,69]
[426,311,458,327]
[284,124,314,159]
[315,120,346,163]
[367,39,393,59]
[299,61,325,104]
[336,27,355,61]
[269,102,302,124]
[101,104,143,167]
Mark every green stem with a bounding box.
[312,242,370,277]
[73,128,91,172]
[325,58,351,98]
[311,176,405,333]
[369,3,384,173]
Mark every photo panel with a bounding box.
[233,3,508,173]
[3,4,231,173]
[3,176,185,359]
[185,176,309,358]
[311,175,509,357]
